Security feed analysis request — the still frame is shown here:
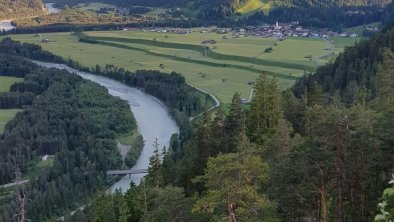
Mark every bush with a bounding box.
[264,47,273,53]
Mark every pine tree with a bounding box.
[377,48,394,108]
[147,138,164,188]
[193,152,278,222]
[225,92,245,152]
[196,112,212,158]
[247,74,282,145]
[209,107,226,154]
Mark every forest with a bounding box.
[243,6,383,29]
[0,0,46,20]
[0,38,137,221]
[61,22,394,222]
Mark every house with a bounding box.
[201,40,217,45]
[42,155,54,161]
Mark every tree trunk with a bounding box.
[227,192,237,222]
[320,184,328,222]
[337,169,345,222]
[360,193,365,222]
[335,129,345,222]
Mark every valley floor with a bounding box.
[11,29,359,104]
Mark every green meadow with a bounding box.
[0,76,23,92]
[11,30,356,103]
[0,109,20,134]
[0,76,23,133]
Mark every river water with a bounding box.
[44,3,61,14]
[0,20,14,31]
[32,61,179,193]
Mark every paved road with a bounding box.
[0,180,29,189]
[188,84,220,121]
[316,38,335,66]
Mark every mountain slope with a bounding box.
[197,0,391,19]
[0,0,46,20]
[293,22,394,104]
[47,0,392,21]
[272,0,391,7]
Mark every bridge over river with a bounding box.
[106,169,148,176]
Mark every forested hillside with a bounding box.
[272,0,390,7]
[0,0,46,20]
[48,0,391,19]
[0,38,137,221]
[293,22,394,104]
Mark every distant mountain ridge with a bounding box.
[50,0,392,10]
[46,0,394,24]
[0,0,46,20]
[272,0,391,7]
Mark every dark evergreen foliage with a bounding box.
[0,40,136,221]
[293,23,394,105]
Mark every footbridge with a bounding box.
[106,169,148,176]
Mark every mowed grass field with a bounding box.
[0,76,23,92]
[10,30,355,103]
[0,109,20,134]
[0,76,23,133]
[332,37,362,56]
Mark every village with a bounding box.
[129,21,366,41]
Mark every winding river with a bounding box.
[32,61,179,193]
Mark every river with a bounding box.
[32,61,179,193]
[44,3,61,14]
[0,20,14,31]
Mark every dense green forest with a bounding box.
[243,6,383,29]
[61,22,394,222]
[0,38,137,221]
[241,0,394,29]
[293,22,394,104]
[0,0,46,20]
